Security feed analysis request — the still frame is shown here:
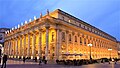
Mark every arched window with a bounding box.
[75,36,77,42]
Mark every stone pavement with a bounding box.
[0,60,120,68]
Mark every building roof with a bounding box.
[55,9,117,41]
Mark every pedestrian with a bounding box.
[44,60,47,64]
[1,54,7,68]
[114,58,117,64]
[35,57,37,62]
[23,57,26,63]
[39,57,42,65]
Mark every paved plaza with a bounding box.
[0,60,120,68]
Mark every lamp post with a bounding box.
[108,48,112,59]
[88,44,92,60]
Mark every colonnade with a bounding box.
[4,27,118,60]
[4,26,61,60]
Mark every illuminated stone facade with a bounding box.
[117,41,120,58]
[4,9,118,60]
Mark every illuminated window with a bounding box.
[62,32,65,42]
[68,19,71,23]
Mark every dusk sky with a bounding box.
[0,0,120,40]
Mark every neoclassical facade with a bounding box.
[4,9,118,61]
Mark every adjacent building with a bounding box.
[0,28,9,56]
[4,9,118,61]
[117,41,120,59]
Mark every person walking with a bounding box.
[39,57,42,65]
[23,57,26,63]
[1,54,7,68]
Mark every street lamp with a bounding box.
[108,48,112,59]
[88,44,92,60]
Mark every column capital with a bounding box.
[45,23,50,29]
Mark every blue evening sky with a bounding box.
[0,0,120,40]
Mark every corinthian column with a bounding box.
[8,40,11,56]
[20,36,22,57]
[23,35,26,57]
[16,37,18,57]
[66,31,69,54]
[27,33,30,58]
[32,32,36,59]
[55,27,60,60]
[38,29,42,58]
[45,24,50,60]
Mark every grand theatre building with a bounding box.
[4,9,118,61]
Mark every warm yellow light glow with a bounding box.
[108,49,112,51]
[37,56,39,59]
[88,44,92,46]
[31,56,33,59]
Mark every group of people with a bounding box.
[22,56,47,65]
[0,55,47,68]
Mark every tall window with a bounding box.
[84,38,86,45]
[75,36,77,42]
[69,34,71,42]
[80,37,82,45]
[62,32,65,42]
